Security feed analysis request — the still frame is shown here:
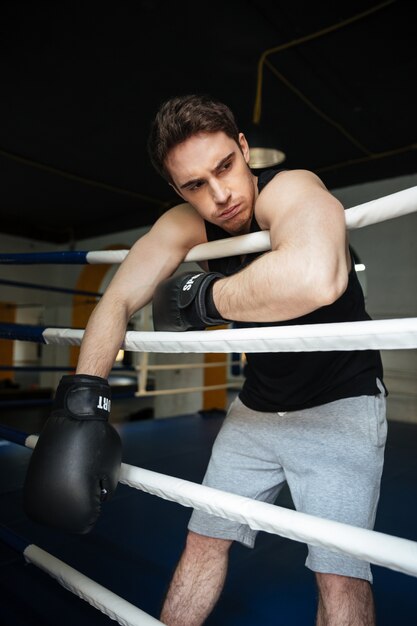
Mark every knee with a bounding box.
[185,531,233,557]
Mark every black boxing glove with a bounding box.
[24,374,122,534]
[152,271,229,331]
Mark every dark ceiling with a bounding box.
[1,0,416,244]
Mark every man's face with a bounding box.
[165,131,258,235]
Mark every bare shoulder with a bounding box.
[111,202,208,293]
[148,202,207,249]
[257,169,328,208]
[255,169,343,230]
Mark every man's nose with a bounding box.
[211,180,231,204]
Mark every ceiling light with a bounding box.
[247,124,286,169]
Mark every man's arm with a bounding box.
[212,170,350,322]
[76,203,207,378]
[24,201,208,535]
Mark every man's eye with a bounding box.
[222,161,232,171]
[190,181,204,191]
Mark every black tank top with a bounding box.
[205,168,385,412]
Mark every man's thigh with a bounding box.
[188,396,286,547]
[279,383,387,581]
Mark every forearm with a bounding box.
[75,297,130,379]
[212,246,346,323]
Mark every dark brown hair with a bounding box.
[147,94,240,183]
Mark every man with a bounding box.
[25,95,386,625]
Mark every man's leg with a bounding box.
[315,573,375,626]
[160,531,233,626]
[278,388,386,624]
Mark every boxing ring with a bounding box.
[0,185,417,625]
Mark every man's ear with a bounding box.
[238,132,250,164]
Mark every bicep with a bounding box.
[257,170,346,254]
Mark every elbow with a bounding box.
[311,267,349,308]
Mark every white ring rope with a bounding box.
[136,361,228,370]
[24,544,163,626]
[22,435,417,579]
[119,465,417,579]
[42,317,417,353]
[85,185,417,264]
[136,383,242,398]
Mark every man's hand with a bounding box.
[24,374,122,534]
[152,271,229,331]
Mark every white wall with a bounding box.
[0,229,143,392]
[0,234,71,389]
[332,173,417,423]
[0,226,204,419]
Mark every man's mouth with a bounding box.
[219,204,240,220]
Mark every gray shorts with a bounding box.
[188,381,387,582]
